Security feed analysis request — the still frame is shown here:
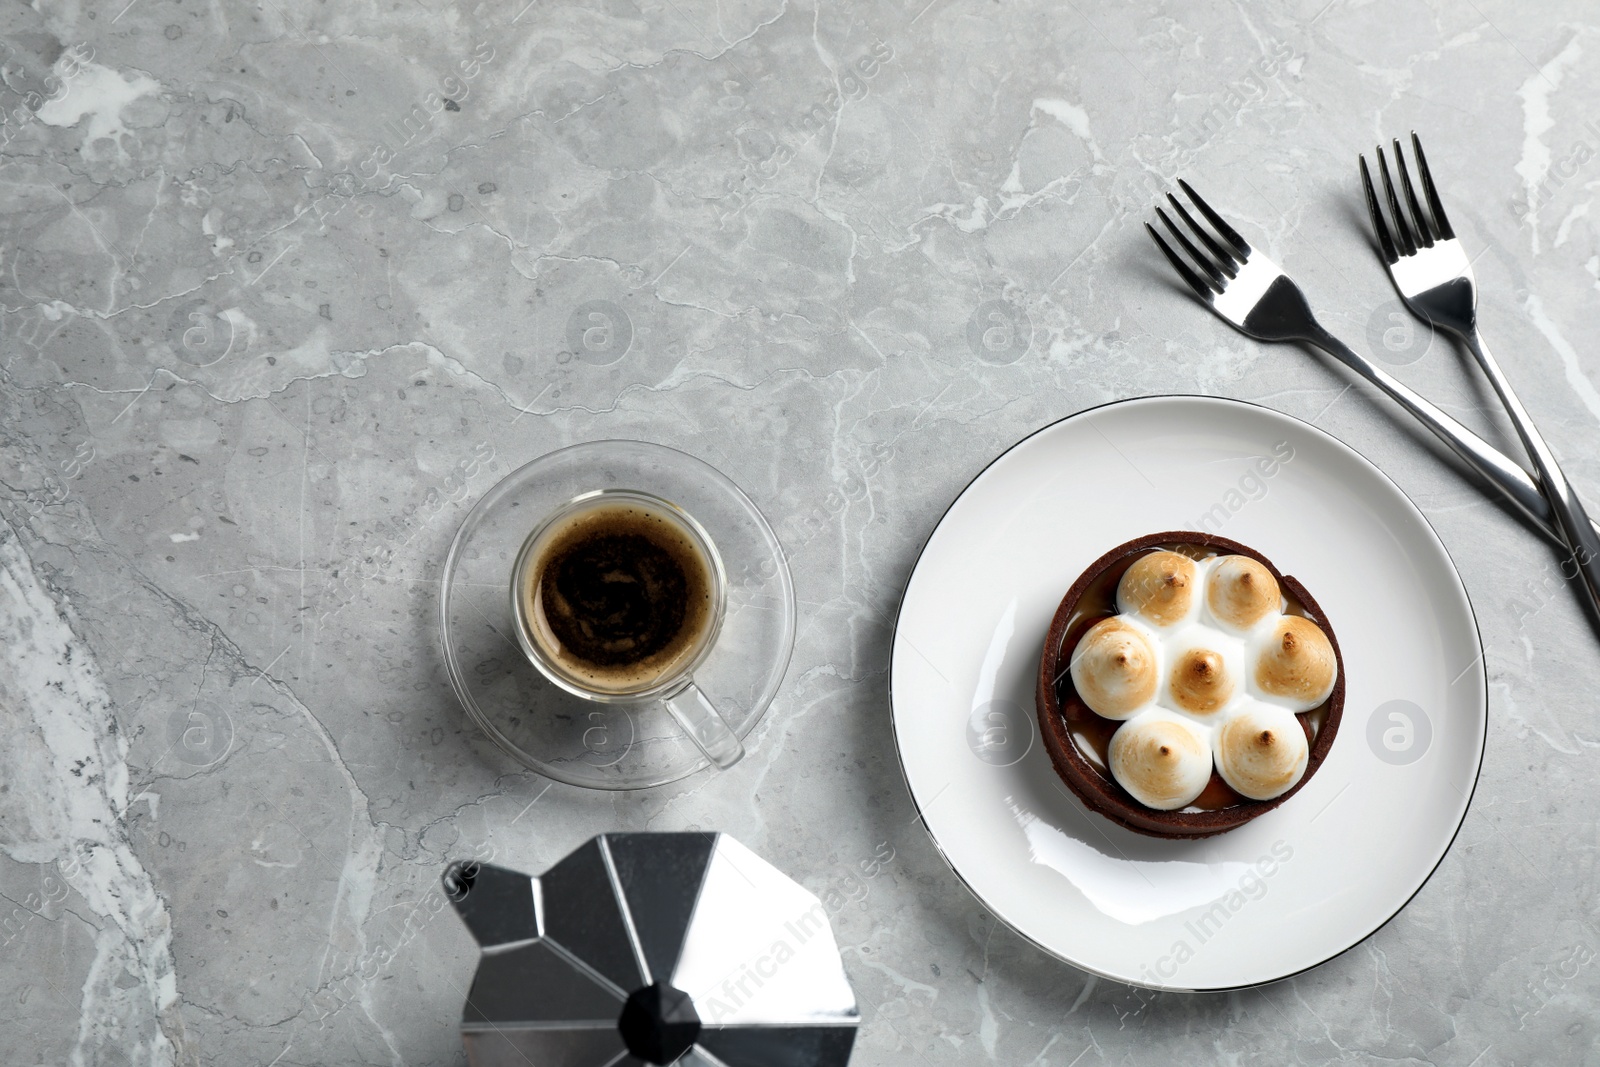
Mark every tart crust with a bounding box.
[1036,530,1345,839]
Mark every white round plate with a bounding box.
[889,395,1486,990]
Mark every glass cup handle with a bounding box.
[662,681,744,769]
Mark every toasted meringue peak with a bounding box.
[1070,617,1160,720]
[1253,615,1337,710]
[1109,714,1213,810]
[1214,704,1309,800]
[1116,550,1199,628]
[1206,555,1281,630]
[1168,644,1237,715]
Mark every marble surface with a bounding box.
[4,0,1600,1063]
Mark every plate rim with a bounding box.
[886,393,1488,992]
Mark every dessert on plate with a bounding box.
[1036,531,1344,838]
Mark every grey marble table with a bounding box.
[4,1,1600,1063]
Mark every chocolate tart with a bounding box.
[1036,531,1344,839]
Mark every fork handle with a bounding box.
[1461,331,1600,607]
[1303,324,1593,549]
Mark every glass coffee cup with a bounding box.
[510,489,743,768]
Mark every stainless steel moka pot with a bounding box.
[443,832,860,1066]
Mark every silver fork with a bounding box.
[1362,133,1600,607]
[1146,180,1595,550]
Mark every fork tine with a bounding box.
[1375,144,1418,257]
[1176,179,1251,260]
[1154,207,1227,291]
[1410,131,1455,240]
[1146,223,1218,299]
[1166,193,1238,277]
[1393,138,1433,247]
[1359,154,1400,265]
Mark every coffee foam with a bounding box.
[521,500,717,694]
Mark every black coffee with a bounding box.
[524,502,715,690]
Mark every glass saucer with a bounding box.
[440,440,794,789]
